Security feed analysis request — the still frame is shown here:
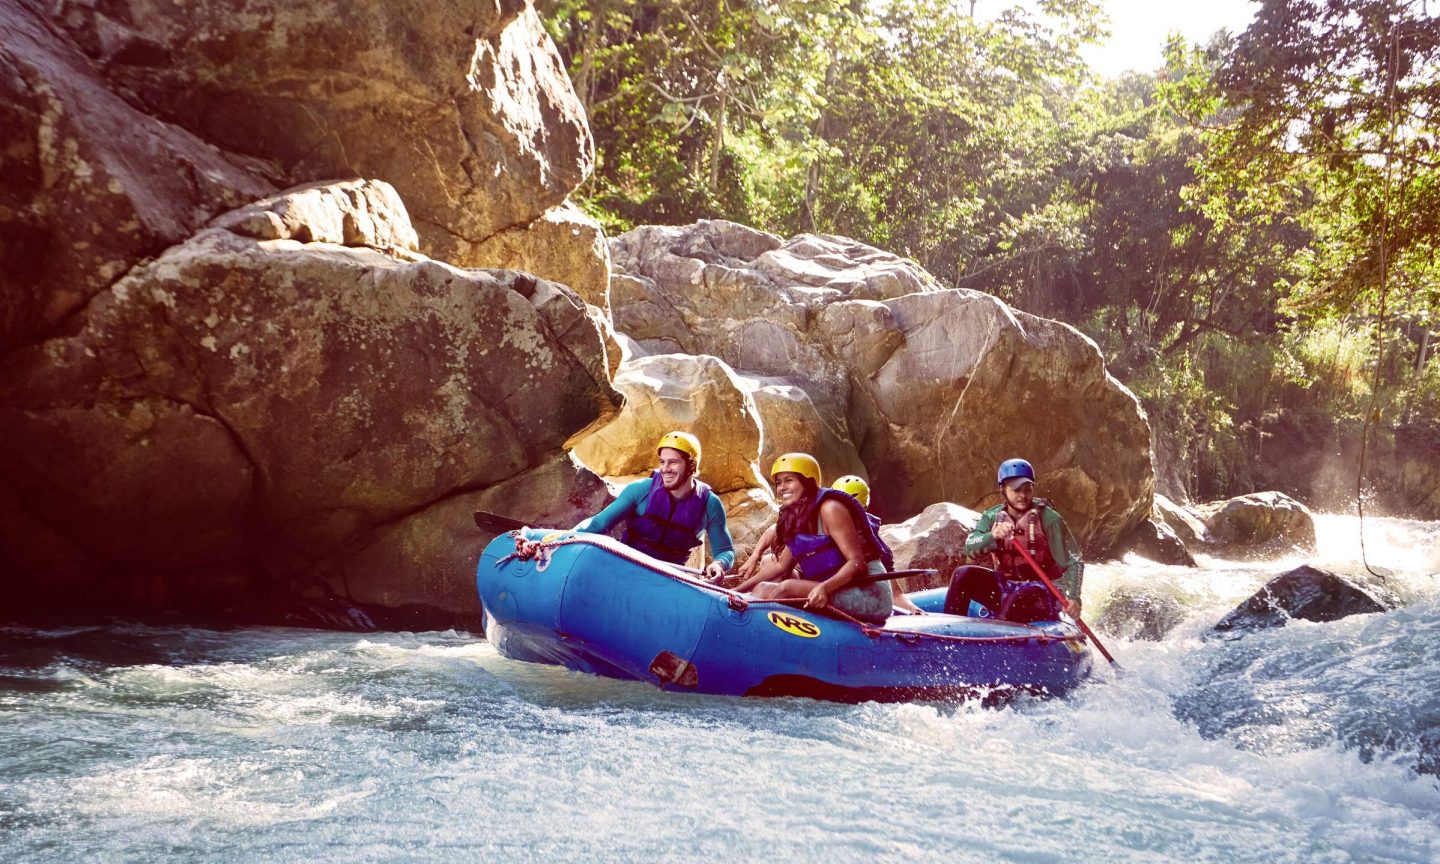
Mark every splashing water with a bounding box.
[2,515,1437,862]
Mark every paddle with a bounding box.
[1008,538,1120,667]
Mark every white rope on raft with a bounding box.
[496,530,1082,647]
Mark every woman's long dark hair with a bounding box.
[776,476,821,547]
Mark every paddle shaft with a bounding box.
[1008,538,1118,666]
[855,568,938,586]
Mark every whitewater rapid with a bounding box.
[1,514,1436,862]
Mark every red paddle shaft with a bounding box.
[1008,538,1118,666]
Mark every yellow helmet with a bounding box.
[656,431,701,464]
[770,452,822,486]
[832,474,870,507]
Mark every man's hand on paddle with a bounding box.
[703,560,727,584]
[991,519,1015,543]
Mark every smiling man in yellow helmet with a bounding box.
[520,431,734,580]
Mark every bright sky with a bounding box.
[1081,0,1260,78]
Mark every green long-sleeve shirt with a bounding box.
[964,501,1084,603]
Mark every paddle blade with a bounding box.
[473,510,527,534]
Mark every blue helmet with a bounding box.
[997,458,1035,487]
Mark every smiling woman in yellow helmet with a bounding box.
[732,453,894,623]
[736,469,925,614]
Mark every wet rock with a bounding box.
[1195,491,1316,556]
[1117,516,1197,567]
[1095,586,1189,641]
[333,453,615,621]
[1155,494,1208,547]
[1213,565,1394,632]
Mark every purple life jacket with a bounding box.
[621,471,712,565]
[784,488,888,581]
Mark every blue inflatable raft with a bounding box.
[476,529,1092,701]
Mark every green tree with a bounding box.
[1177,0,1440,368]
[539,0,840,230]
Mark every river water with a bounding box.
[2,515,1438,862]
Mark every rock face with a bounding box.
[3,0,603,349]
[1213,565,1395,631]
[0,181,618,622]
[40,0,591,263]
[1,1,618,627]
[1,2,277,352]
[1196,491,1317,556]
[599,220,1154,551]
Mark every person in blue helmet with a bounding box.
[518,431,734,581]
[733,453,894,624]
[943,458,1084,623]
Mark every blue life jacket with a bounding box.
[621,471,712,565]
[784,488,888,582]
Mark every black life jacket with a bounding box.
[621,471,712,565]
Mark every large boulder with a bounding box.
[1212,565,1397,632]
[1195,491,1316,556]
[602,220,1154,551]
[1155,493,1208,547]
[571,353,766,494]
[335,453,615,629]
[0,181,619,620]
[1,1,616,627]
[462,201,612,311]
